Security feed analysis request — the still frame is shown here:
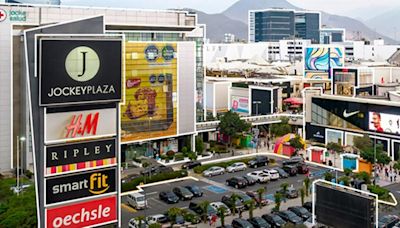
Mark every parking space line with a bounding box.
[121,203,137,213]
[149,197,164,205]
[145,191,158,196]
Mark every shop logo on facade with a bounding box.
[46,168,116,205]
[65,46,100,82]
[343,110,360,118]
[0,9,7,22]
[65,112,99,138]
[126,78,141,88]
[9,10,26,22]
[145,45,159,61]
[162,45,175,61]
[313,131,324,139]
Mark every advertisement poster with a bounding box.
[121,42,178,142]
[369,112,400,134]
[231,96,249,114]
[304,47,344,79]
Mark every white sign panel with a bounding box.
[45,108,117,144]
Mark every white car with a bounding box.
[146,214,168,225]
[210,201,232,216]
[226,162,247,173]
[202,166,225,177]
[264,169,280,180]
[247,171,271,183]
[128,218,148,228]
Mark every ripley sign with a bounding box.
[39,39,122,106]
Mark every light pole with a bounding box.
[253,101,261,153]
[16,136,26,196]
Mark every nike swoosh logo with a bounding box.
[343,110,360,118]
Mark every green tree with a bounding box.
[303,177,311,197]
[217,206,227,227]
[270,117,292,137]
[344,168,352,176]
[256,187,266,209]
[326,142,343,153]
[338,176,351,186]
[280,182,289,193]
[289,135,304,151]
[199,200,210,223]
[354,135,391,165]
[274,193,282,212]
[229,193,240,216]
[394,161,400,170]
[195,137,205,154]
[245,200,255,219]
[353,171,372,184]
[167,207,182,225]
[300,188,305,205]
[218,111,251,156]
[324,172,334,182]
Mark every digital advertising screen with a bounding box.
[369,112,400,134]
[231,96,249,114]
[304,46,344,79]
[121,42,178,142]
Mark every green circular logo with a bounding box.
[65,46,100,82]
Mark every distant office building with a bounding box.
[249,9,320,44]
[321,28,345,44]
[5,0,60,4]
[224,33,236,43]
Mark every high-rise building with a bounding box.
[5,0,60,4]
[321,28,345,44]
[249,9,320,44]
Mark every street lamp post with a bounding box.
[16,136,26,196]
[253,101,261,153]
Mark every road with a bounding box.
[120,156,326,227]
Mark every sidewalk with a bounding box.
[196,196,311,227]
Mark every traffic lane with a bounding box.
[379,183,400,217]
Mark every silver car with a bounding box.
[203,166,225,177]
[226,162,247,173]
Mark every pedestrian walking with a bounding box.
[390,172,394,182]
[394,171,397,182]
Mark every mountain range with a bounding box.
[196,0,397,44]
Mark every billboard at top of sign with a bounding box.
[369,112,400,135]
[231,96,249,114]
[121,42,178,143]
[39,38,122,106]
[45,105,117,145]
[304,46,344,79]
[46,195,117,228]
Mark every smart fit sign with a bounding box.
[39,39,122,106]
[45,168,116,205]
[46,196,117,228]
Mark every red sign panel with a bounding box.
[65,112,99,138]
[46,196,116,228]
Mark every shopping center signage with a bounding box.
[39,39,122,106]
[46,195,117,228]
[45,139,116,176]
[45,107,117,144]
[45,168,116,205]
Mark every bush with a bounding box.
[181,147,188,154]
[338,176,351,186]
[166,150,175,160]
[353,171,371,184]
[121,170,188,192]
[193,157,254,174]
[269,158,276,164]
[187,152,197,161]
[25,170,33,179]
[174,153,185,161]
[160,154,167,160]
[368,185,390,200]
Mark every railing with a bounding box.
[196,113,304,132]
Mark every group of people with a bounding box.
[376,164,400,183]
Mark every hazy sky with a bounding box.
[62,0,400,18]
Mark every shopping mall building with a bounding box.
[0,3,205,173]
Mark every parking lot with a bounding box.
[121,156,327,227]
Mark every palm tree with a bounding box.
[167,207,182,225]
[230,193,239,216]
[274,192,282,212]
[256,187,266,209]
[199,200,210,223]
[303,177,311,197]
[217,206,227,227]
[300,188,305,205]
[280,182,289,192]
[245,200,256,219]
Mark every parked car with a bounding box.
[242,175,256,186]
[246,191,270,206]
[203,166,225,177]
[173,186,194,200]
[222,195,245,212]
[303,201,313,212]
[303,217,313,228]
[141,165,173,176]
[185,185,203,197]
[378,215,400,228]
[127,192,147,210]
[232,218,254,228]
[237,193,254,208]
[263,169,279,180]
[226,176,248,189]
[159,191,179,204]
[128,218,148,228]
[297,163,309,174]
[210,201,231,216]
[146,214,169,224]
[227,162,247,173]
[189,201,218,217]
[121,174,140,184]
[394,221,400,228]
[274,167,289,178]
[248,156,269,168]
[288,206,312,220]
[181,161,201,170]
[277,186,298,199]
[282,156,304,166]
[248,217,271,228]
[282,165,297,176]
[275,210,303,225]
[262,214,287,228]
[247,171,271,183]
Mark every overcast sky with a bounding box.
[62,0,400,18]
